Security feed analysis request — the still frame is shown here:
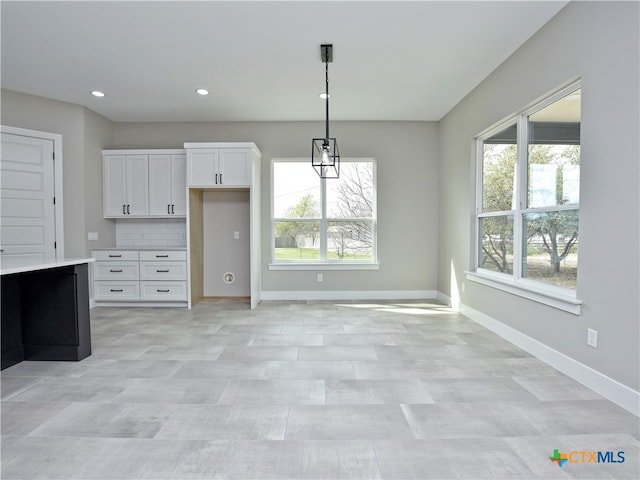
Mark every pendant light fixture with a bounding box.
[312,44,340,178]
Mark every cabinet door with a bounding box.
[126,155,149,215]
[219,149,251,186]
[103,155,127,217]
[148,155,172,215]
[187,150,218,186]
[171,155,186,215]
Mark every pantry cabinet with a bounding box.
[184,142,261,309]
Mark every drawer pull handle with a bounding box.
[108,254,122,258]
[110,289,124,292]
[110,269,123,273]
[156,269,170,273]
[157,289,170,293]
[155,255,169,258]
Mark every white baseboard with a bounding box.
[458,301,640,417]
[436,291,452,307]
[260,290,438,302]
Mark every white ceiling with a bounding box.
[1,1,569,123]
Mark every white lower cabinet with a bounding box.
[140,281,187,301]
[92,249,187,305]
[95,281,140,301]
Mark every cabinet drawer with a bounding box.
[140,262,186,280]
[94,262,139,280]
[139,250,186,261]
[92,250,139,261]
[140,281,187,301]
[94,281,140,301]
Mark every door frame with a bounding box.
[1,125,64,259]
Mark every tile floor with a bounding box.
[1,299,638,479]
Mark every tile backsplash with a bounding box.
[115,219,187,248]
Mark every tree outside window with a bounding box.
[477,84,581,290]
[273,160,376,263]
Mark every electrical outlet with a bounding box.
[233,231,240,240]
[461,282,465,293]
[87,232,98,241]
[317,273,323,282]
[587,328,598,348]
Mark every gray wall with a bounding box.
[112,121,439,294]
[1,89,115,257]
[438,1,639,390]
[83,107,116,250]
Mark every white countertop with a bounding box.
[0,257,95,276]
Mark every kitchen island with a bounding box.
[1,258,94,370]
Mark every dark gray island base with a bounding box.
[1,260,92,370]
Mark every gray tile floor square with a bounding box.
[2,299,638,479]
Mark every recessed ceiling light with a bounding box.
[195,88,209,96]
[91,90,106,98]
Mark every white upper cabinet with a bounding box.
[219,149,252,186]
[103,154,149,217]
[185,143,258,187]
[103,150,186,218]
[148,154,186,216]
[187,149,219,186]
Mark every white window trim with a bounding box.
[269,263,380,271]
[466,270,582,315]
[270,158,378,270]
[471,80,582,314]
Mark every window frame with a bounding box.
[468,80,582,314]
[270,157,379,271]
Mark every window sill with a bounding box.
[269,263,380,271]
[465,270,582,315]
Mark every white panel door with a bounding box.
[0,132,56,267]
[148,155,172,215]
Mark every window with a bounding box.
[272,159,377,268]
[473,82,581,310]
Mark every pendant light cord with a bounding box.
[325,59,330,139]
